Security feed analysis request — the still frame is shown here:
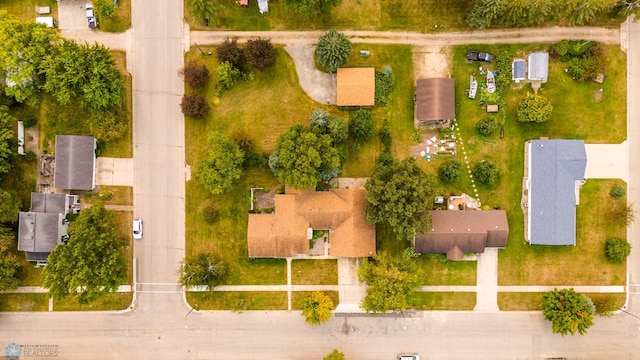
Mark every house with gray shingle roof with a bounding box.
[525,139,586,246]
[54,135,96,190]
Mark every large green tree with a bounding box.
[41,40,124,110]
[282,0,341,17]
[0,11,59,105]
[43,203,127,304]
[186,0,219,25]
[269,125,341,189]
[472,160,500,185]
[179,252,227,290]
[0,189,21,224]
[0,106,16,178]
[300,291,334,325]
[365,157,436,240]
[541,288,595,336]
[358,251,424,313]
[315,29,352,73]
[195,132,245,195]
[94,0,117,19]
[466,0,504,28]
[517,94,553,123]
[0,226,21,291]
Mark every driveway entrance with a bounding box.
[584,142,628,181]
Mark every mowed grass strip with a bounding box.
[85,186,133,206]
[291,291,339,310]
[412,292,476,310]
[291,260,338,285]
[53,292,133,311]
[498,292,626,311]
[449,44,626,286]
[112,210,134,284]
[186,291,288,310]
[0,293,49,312]
[98,0,131,33]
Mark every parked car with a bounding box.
[86,3,98,29]
[133,218,143,240]
[466,51,493,63]
[398,355,420,360]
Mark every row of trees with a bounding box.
[466,0,638,29]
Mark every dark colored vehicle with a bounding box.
[466,51,494,63]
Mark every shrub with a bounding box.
[473,160,500,185]
[592,294,618,317]
[610,185,626,199]
[374,66,394,106]
[180,94,209,118]
[349,110,373,142]
[94,0,117,19]
[24,151,37,162]
[379,119,392,152]
[245,38,276,70]
[612,203,635,225]
[438,160,462,183]
[179,61,210,88]
[476,117,498,135]
[605,238,631,263]
[217,61,241,92]
[315,29,352,73]
[22,117,37,128]
[216,37,245,70]
[326,116,348,144]
[517,94,552,123]
[202,205,219,223]
[309,109,329,132]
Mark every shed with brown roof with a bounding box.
[247,188,376,258]
[414,78,455,129]
[414,210,508,260]
[336,68,375,107]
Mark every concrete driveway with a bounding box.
[584,142,629,182]
[96,157,134,186]
[285,45,336,105]
[57,0,91,30]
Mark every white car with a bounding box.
[133,218,143,240]
[398,355,420,360]
[86,3,98,29]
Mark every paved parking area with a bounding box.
[96,157,134,186]
[57,0,90,30]
[584,142,629,182]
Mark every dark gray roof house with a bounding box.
[512,59,526,82]
[528,52,549,82]
[54,135,96,190]
[414,78,455,129]
[414,210,509,261]
[17,193,77,263]
[527,139,586,246]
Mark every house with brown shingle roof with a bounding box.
[336,68,375,107]
[414,78,455,129]
[413,210,508,261]
[247,187,375,258]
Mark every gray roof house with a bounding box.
[528,52,549,82]
[17,193,78,263]
[526,139,586,246]
[414,210,509,261]
[54,135,96,190]
[512,59,526,82]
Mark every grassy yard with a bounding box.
[85,186,133,206]
[53,292,132,311]
[498,292,626,311]
[412,292,476,310]
[98,0,131,33]
[291,260,338,285]
[0,0,57,23]
[186,291,288,310]
[449,44,627,286]
[0,293,49,311]
[291,291,339,310]
[112,210,134,284]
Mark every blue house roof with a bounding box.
[529,140,586,246]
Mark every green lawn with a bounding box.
[291,260,338,285]
[98,0,131,33]
[186,291,288,310]
[84,186,133,206]
[0,293,48,312]
[449,44,627,286]
[53,292,132,311]
[412,292,476,310]
[0,0,57,23]
[291,291,339,310]
[112,210,134,284]
[498,292,626,311]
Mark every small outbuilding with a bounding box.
[414,78,455,129]
[336,68,375,107]
[528,52,549,82]
[512,59,526,82]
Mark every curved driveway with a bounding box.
[2,15,640,360]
